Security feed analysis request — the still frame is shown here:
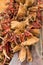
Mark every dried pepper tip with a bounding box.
[3,49,10,60]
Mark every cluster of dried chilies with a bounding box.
[0,0,43,65]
